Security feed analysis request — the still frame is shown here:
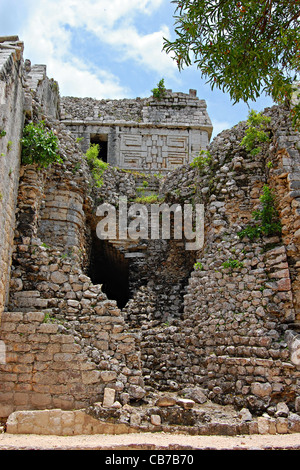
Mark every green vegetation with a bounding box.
[163,0,300,127]
[21,121,62,168]
[41,242,50,249]
[42,312,56,323]
[0,130,6,138]
[121,169,147,177]
[50,79,59,94]
[151,78,167,100]
[222,259,244,270]
[134,194,164,204]
[72,162,81,174]
[240,110,271,156]
[194,261,203,271]
[238,185,281,240]
[86,143,108,188]
[153,173,164,179]
[190,150,212,171]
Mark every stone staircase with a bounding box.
[134,175,161,198]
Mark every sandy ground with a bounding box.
[0,432,300,450]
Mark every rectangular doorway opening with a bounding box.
[89,236,130,309]
[90,134,108,163]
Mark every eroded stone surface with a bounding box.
[0,37,299,435]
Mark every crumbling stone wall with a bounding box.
[265,105,300,323]
[23,62,60,121]
[1,116,145,418]
[140,105,300,412]
[0,37,300,424]
[0,37,24,316]
[0,41,146,417]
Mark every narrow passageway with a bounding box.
[89,236,130,309]
[90,134,108,162]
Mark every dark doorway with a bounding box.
[89,235,130,309]
[90,134,108,163]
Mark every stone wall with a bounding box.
[0,119,145,419]
[139,105,300,412]
[5,408,135,436]
[265,105,300,323]
[0,35,62,319]
[23,62,60,121]
[0,37,300,428]
[0,37,24,316]
[0,310,103,417]
[60,90,213,173]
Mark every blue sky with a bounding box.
[0,0,273,139]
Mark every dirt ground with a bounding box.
[0,431,300,450]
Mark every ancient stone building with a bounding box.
[0,36,300,436]
[60,91,212,173]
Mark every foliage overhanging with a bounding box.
[163,0,300,126]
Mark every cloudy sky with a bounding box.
[0,0,273,139]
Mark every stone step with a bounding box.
[5,405,300,438]
[9,291,52,311]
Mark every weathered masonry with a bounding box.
[60,91,213,173]
[1,36,300,437]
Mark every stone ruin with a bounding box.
[0,36,300,437]
[60,89,212,173]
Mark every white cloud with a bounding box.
[211,120,232,138]
[19,0,174,98]
[101,25,176,77]
[47,57,129,98]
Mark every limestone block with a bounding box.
[276,417,288,434]
[275,402,289,418]
[50,271,68,284]
[128,385,145,400]
[151,415,161,426]
[288,413,300,432]
[7,411,36,434]
[38,323,59,334]
[130,413,141,426]
[291,340,300,366]
[100,371,117,382]
[155,396,177,407]
[257,417,271,434]
[67,299,80,308]
[177,398,195,409]
[81,370,101,385]
[251,382,272,398]
[16,323,37,336]
[117,342,135,354]
[48,409,63,435]
[103,387,116,407]
[238,408,253,422]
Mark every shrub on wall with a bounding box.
[151,78,167,100]
[190,149,212,172]
[21,121,61,168]
[238,185,282,240]
[240,110,271,156]
[85,143,108,187]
